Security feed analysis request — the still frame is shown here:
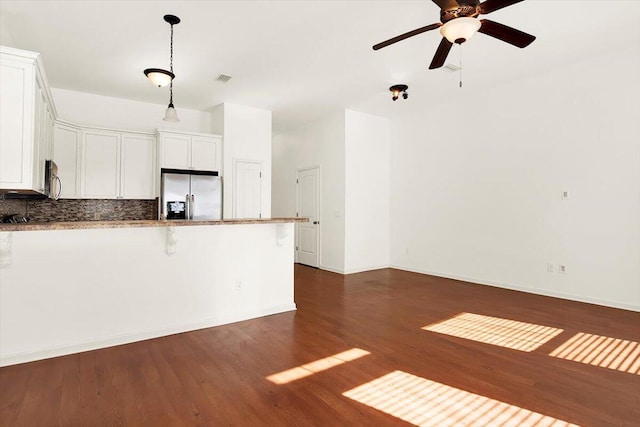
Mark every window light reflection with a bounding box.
[343,370,579,427]
[266,348,370,384]
[422,313,564,352]
[549,332,639,375]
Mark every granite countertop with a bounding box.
[0,217,308,232]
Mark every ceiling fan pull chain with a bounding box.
[459,44,463,88]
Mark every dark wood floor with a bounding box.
[1,265,639,426]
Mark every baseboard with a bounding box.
[343,265,390,275]
[319,265,345,274]
[319,265,391,275]
[0,303,297,367]
[390,264,640,313]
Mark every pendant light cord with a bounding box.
[169,23,174,105]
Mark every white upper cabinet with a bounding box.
[81,129,121,199]
[158,131,222,172]
[159,133,191,169]
[0,46,56,194]
[121,134,155,199]
[52,122,82,199]
[191,136,219,171]
[80,128,156,200]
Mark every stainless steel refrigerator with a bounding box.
[160,169,222,220]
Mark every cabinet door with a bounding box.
[32,84,47,193]
[44,105,54,161]
[191,136,218,171]
[0,58,35,190]
[52,124,81,198]
[121,134,155,199]
[82,130,120,198]
[160,134,190,169]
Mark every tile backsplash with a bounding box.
[0,198,157,222]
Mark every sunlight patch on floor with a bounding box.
[549,332,639,375]
[422,313,564,352]
[343,370,579,427]
[266,348,370,384]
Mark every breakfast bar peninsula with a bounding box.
[0,218,306,366]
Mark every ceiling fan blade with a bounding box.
[429,37,454,69]
[478,0,525,15]
[432,0,460,9]
[373,23,442,50]
[478,19,536,48]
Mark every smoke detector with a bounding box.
[216,74,232,83]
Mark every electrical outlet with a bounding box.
[559,265,567,274]
[94,213,101,221]
[546,263,554,273]
[561,190,569,200]
[235,280,242,291]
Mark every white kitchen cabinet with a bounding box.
[191,136,219,171]
[33,81,54,193]
[158,131,222,172]
[0,46,56,195]
[52,122,82,199]
[159,133,191,169]
[81,129,121,199]
[80,128,156,200]
[121,134,155,199]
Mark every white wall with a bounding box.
[389,46,640,311]
[272,112,346,273]
[216,103,272,219]
[344,110,390,273]
[0,223,296,366]
[0,16,15,47]
[51,88,211,133]
[272,110,390,274]
[210,103,224,135]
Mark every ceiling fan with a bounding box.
[372,0,536,70]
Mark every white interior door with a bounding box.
[296,167,320,267]
[234,160,262,218]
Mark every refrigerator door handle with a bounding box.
[191,194,195,220]
[185,194,190,220]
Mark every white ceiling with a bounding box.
[1,1,638,133]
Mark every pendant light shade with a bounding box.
[440,17,481,44]
[144,68,174,87]
[163,103,180,122]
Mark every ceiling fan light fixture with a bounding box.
[144,68,175,87]
[440,17,481,44]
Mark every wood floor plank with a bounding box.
[1,265,638,426]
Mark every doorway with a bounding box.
[296,166,320,267]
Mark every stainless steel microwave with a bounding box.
[1,159,61,200]
[44,160,61,200]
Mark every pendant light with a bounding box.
[144,14,181,122]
